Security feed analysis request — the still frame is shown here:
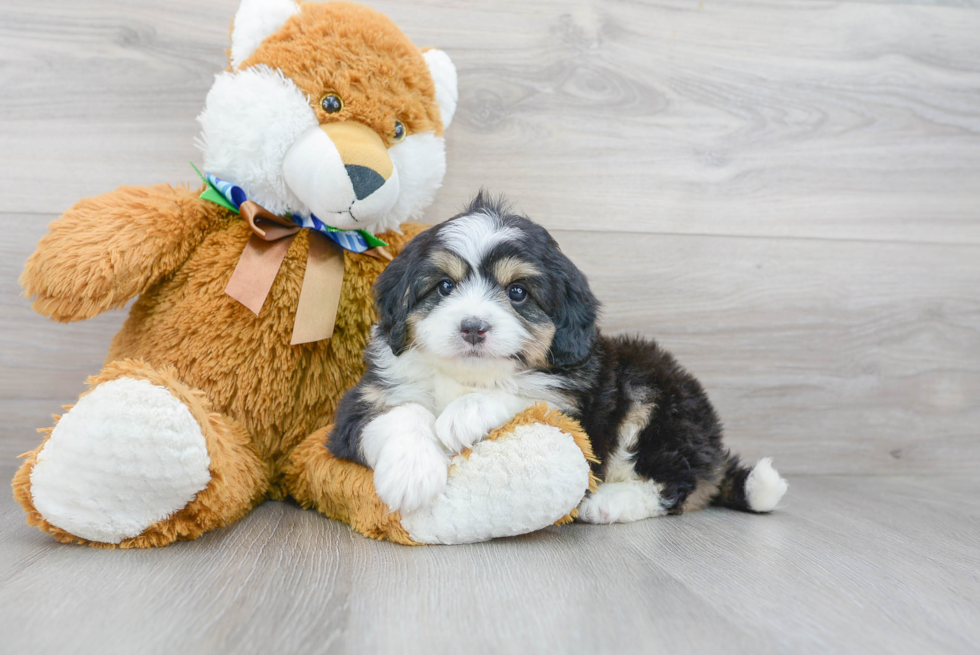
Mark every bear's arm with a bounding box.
[21,184,227,323]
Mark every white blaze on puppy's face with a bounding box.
[437,212,521,269]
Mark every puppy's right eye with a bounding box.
[437,279,455,297]
[507,284,528,304]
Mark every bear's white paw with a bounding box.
[434,393,517,454]
[401,423,591,544]
[576,480,669,524]
[373,430,449,515]
[30,378,211,544]
[745,457,788,512]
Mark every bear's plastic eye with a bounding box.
[508,284,528,304]
[320,93,343,114]
[437,279,455,297]
[393,120,406,142]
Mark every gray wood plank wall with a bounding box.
[1,0,978,477]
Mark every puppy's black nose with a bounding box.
[460,317,490,345]
[345,164,385,200]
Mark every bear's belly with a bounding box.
[105,224,382,482]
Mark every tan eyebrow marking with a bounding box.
[492,256,541,286]
[431,250,468,281]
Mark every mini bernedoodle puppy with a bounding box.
[329,192,788,522]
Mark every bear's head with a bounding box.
[197,0,457,235]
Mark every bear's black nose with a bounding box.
[460,317,490,345]
[345,165,386,200]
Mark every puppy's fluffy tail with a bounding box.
[712,454,788,513]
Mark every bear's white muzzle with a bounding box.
[282,121,401,230]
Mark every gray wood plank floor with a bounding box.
[1,469,978,655]
[2,0,978,653]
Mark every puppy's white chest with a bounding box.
[431,376,480,415]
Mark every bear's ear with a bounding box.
[230,0,300,70]
[423,49,458,129]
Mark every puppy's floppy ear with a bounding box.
[548,252,600,368]
[373,231,430,355]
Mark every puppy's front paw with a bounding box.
[373,432,449,515]
[434,393,517,453]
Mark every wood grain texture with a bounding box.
[1,0,979,244]
[2,1,979,652]
[1,472,978,655]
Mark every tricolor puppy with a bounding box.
[329,193,788,520]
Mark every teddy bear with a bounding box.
[13,0,596,547]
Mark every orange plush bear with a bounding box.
[13,0,595,547]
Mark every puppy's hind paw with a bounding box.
[576,480,669,524]
[373,433,449,515]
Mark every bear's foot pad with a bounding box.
[30,378,211,544]
[400,422,591,544]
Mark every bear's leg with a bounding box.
[285,406,598,545]
[286,427,420,545]
[12,359,268,548]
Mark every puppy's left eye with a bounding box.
[437,279,455,297]
[508,284,528,304]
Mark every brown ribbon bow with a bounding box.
[224,200,392,345]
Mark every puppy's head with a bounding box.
[374,191,599,369]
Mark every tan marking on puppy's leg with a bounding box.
[603,400,655,483]
[681,478,721,513]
